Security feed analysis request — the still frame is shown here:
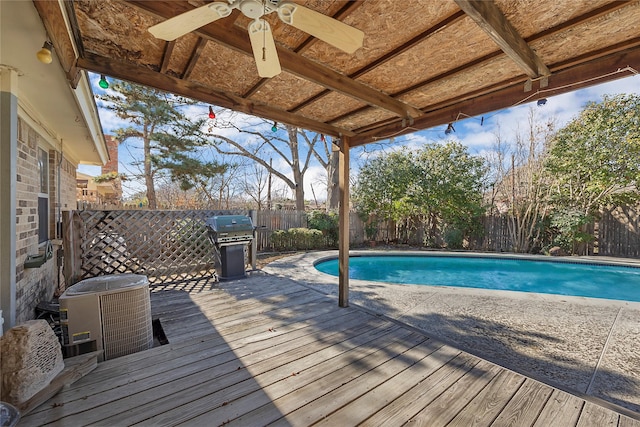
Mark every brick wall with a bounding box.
[49,151,77,235]
[102,135,118,174]
[101,135,122,205]
[15,117,78,324]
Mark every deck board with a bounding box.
[489,379,554,426]
[447,369,526,427]
[407,360,503,427]
[532,389,584,427]
[270,334,438,427]
[20,273,639,426]
[359,353,479,426]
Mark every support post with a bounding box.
[338,136,350,307]
[1,66,18,332]
[249,209,257,270]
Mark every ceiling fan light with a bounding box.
[36,41,53,64]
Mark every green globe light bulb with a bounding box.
[98,75,109,89]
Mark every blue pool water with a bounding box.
[314,255,640,302]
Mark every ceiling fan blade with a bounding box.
[248,19,282,78]
[277,3,364,54]
[149,2,232,41]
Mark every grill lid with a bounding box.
[205,215,254,245]
[205,215,253,233]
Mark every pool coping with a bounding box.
[263,249,640,415]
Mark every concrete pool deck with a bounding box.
[263,250,640,416]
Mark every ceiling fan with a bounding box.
[148,0,364,78]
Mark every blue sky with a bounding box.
[81,71,640,200]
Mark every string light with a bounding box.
[444,123,455,135]
[98,75,109,89]
[208,106,216,119]
[271,121,278,132]
[36,41,53,64]
[372,66,638,141]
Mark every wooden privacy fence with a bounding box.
[253,210,308,251]
[253,211,367,250]
[599,205,640,258]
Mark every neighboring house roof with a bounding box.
[1,0,107,165]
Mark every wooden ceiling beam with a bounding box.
[182,37,208,79]
[159,40,175,74]
[328,51,503,127]
[454,0,550,78]
[123,0,422,119]
[349,45,640,146]
[331,1,630,129]
[275,48,419,118]
[290,10,466,114]
[77,52,354,138]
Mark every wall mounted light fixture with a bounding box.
[36,41,53,64]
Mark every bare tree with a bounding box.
[305,133,339,210]
[205,114,330,211]
[190,162,244,209]
[488,107,556,252]
[242,162,270,210]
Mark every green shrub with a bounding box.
[443,226,464,249]
[270,228,325,251]
[550,209,594,255]
[307,211,339,247]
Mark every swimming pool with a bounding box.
[314,255,640,302]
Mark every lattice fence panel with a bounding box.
[74,210,246,284]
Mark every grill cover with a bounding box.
[205,215,253,246]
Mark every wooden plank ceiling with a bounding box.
[36,0,640,146]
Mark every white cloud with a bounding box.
[456,129,495,152]
[95,108,122,134]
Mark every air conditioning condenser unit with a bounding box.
[59,274,153,361]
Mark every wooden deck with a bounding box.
[21,273,640,426]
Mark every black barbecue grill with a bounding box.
[205,215,254,280]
